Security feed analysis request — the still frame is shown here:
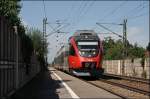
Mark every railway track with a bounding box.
[78,74,149,98]
[84,74,150,98]
[86,79,149,99]
[99,79,149,96]
[81,76,149,98]
[100,74,150,96]
[82,78,129,99]
[58,69,150,98]
[103,73,150,84]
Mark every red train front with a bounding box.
[68,30,104,77]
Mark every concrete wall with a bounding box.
[102,58,150,79]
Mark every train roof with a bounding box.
[73,30,97,36]
[73,30,99,41]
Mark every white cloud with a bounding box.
[128,27,143,37]
[127,27,148,48]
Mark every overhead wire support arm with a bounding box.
[97,32,115,35]
[46,20,70,37]
[56,23,70,33]
[96,22,123,38]
[47,24,58,33]
[96,22,123,26]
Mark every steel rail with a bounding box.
[103,73,150,84]
[84,80,128,99]
[98,78,150,96]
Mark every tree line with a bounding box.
[0,0,47,70]
[102,37,149,60]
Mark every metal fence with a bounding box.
[0,16,16,98]
[0,16,40,98]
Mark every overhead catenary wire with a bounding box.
[75,1,89,24]
[114,1,149,22]
[127,1,148,15]
[69,1,84,25]
[66,1,86,32]
[75,1,95,25]
[92,1,127,31]
[98,1,128,22]
[127,6,148,19]
[127,12,148,20]
[61,1,88,41]
[95,1,148,32]
[68,1,95,32]
[64,1,76,23]
[70,1,88,27]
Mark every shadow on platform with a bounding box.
[11,70,62,99]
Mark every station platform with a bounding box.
[11,70,71,99]
[11,67,121,99]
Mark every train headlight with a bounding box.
[82,52,85,55]
[79,51,85,55]
[93,51,96,54]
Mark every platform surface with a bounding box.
[11,67,121,99]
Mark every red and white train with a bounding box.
[54,30,104,77]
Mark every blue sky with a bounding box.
[20,1,149,63]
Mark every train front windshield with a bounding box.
[77,41,99,57]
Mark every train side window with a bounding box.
[69,45,75,56]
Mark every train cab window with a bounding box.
[69,45,75,56]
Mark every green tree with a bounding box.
[103,37,123,60]
[102,37,145,60]
[131,43,145,58]
[0,0,21,26]
[0,0,34,65]
[26,28,48,70]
